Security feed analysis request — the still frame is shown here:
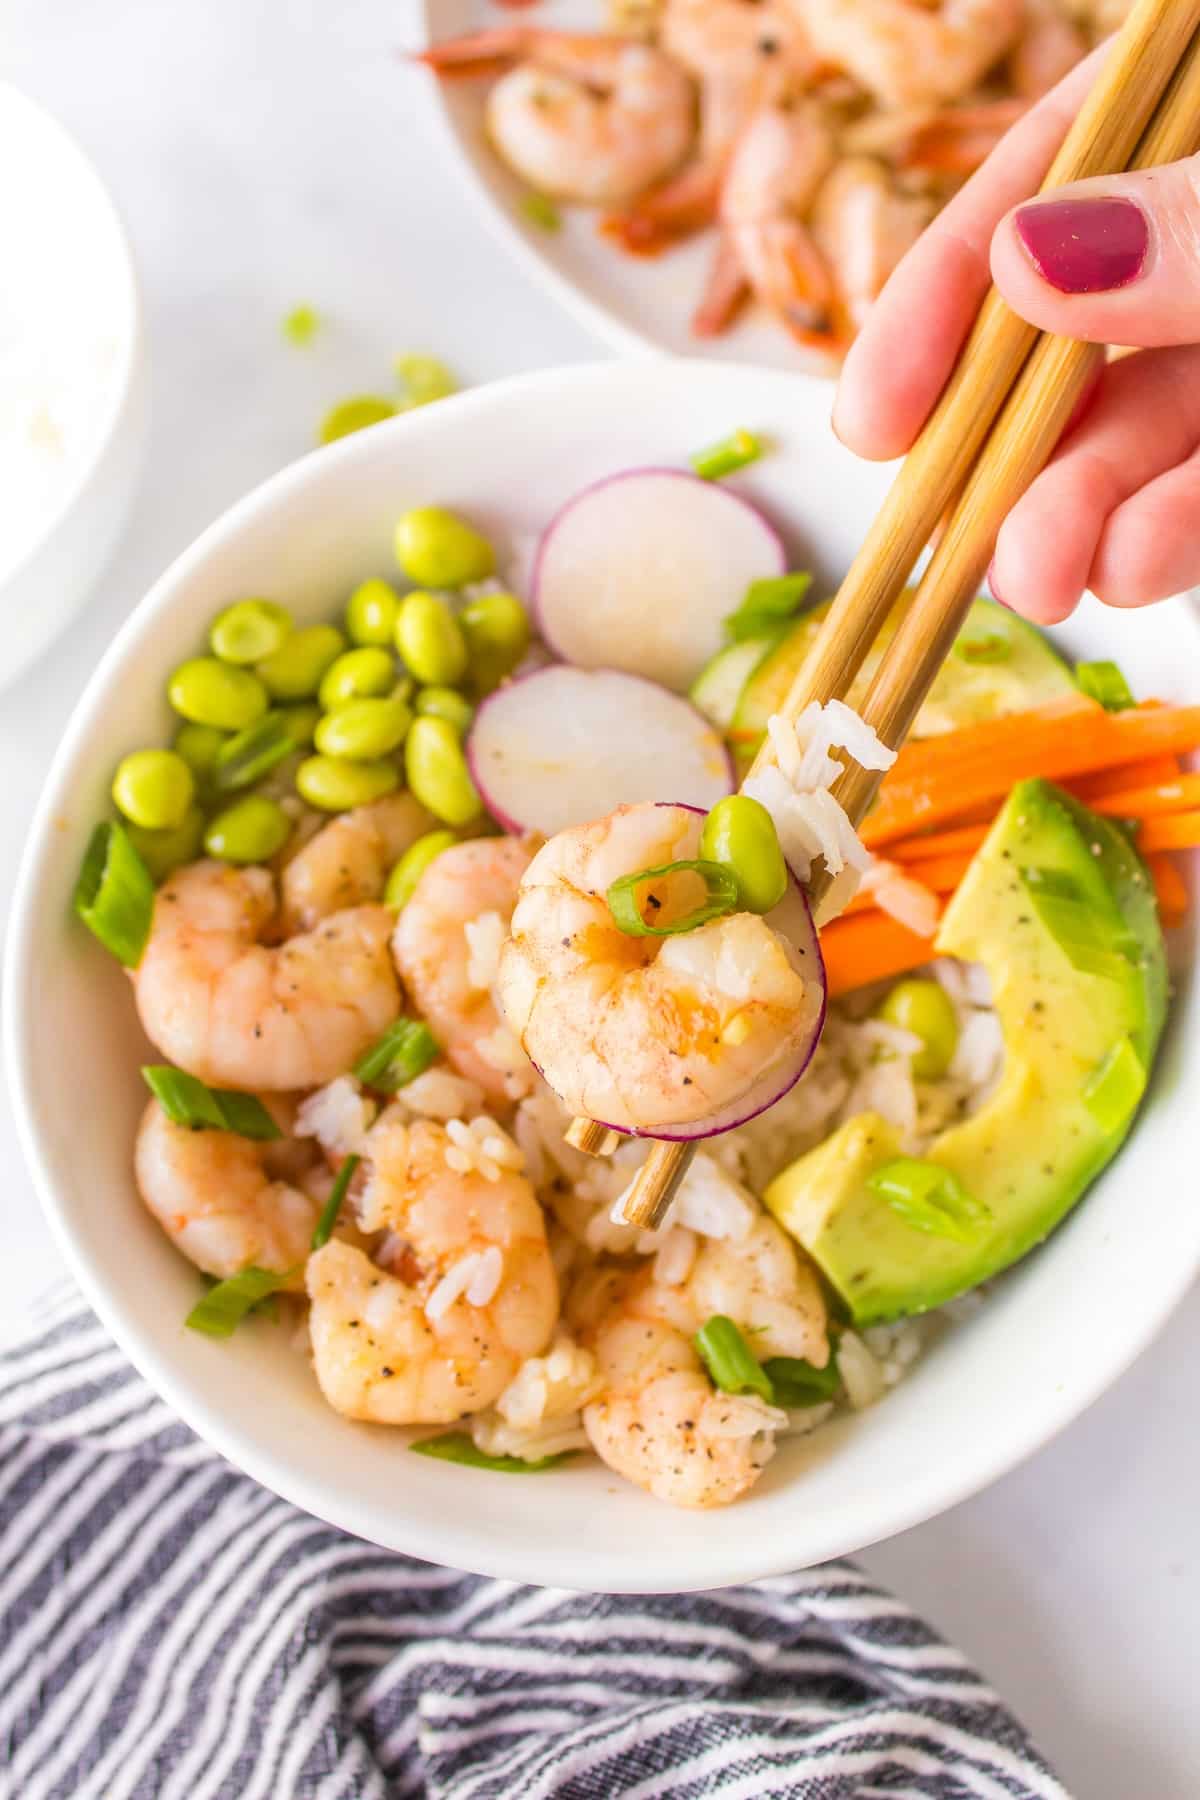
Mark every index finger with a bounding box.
[833,47,1107,461]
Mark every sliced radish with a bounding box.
[533,468,785,692]
[468,667,733,837]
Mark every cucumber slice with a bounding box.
[688,635,778,731]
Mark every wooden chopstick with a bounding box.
[608,3,1200,1231]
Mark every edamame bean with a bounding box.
[314,695,412,760]
[111,749,197,832]
[699,795,787,915]
[168,658,270,731]
[209,598,292,665]
[173,722,229,779]
[415,685,473,736]
[318,646,396,710]
[384,828,457,910]
[126,806,206,882]
[403,716,482,826]
[394,507,495,589]
[204,795,291,864]
[460,591,529,692]
[295,754,400,813]
[278,702,321,748]
[345,578,400,646]
[257,624,346,700]
[875,979,959,1080]
[394,591,468,686]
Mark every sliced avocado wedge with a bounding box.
[765,779,1167,1323]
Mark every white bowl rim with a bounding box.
[7,358,1199,1590]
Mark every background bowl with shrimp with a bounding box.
[9,358,1200,1592]
[413,0,1125,374]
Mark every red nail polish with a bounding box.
[1014,197,1148,294]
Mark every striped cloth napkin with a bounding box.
[0,1285,1070,1800]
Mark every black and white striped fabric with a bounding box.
[0,1285,1069,1800]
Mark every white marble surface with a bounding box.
[3,4,1197,1794]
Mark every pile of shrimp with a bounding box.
[421,0,1129,363]
[131,793,852,1510]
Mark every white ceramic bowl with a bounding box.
[0,84,148,685]
[412,0,815,373]
[8,360,1199,1591]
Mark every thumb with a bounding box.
[990,157,1200,345]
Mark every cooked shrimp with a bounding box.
[423,29,696,205]
[1009,0,1088,99]
[279,792,432,933]
[811,157,934,331]
[135,861,399,1092]
[791,0,1024,109]
[496,802,815,1134]
[135,1097,321,1283]
[393,836,534,1105]
[306,1113,558,1424]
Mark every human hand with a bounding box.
[834,49,1200,624]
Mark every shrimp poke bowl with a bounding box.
[9,360,1200,1590]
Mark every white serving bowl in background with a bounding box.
[7,360,1198,1591]
[0,84,147,686]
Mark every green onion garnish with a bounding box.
[724,572,813,642]
[761,1351,841,1407]
[142,1066,282,1139]
[866,1158,989,1243]
[690,429,764,481]
[607,859,738,938]
[318,394,397,445]
[519,192,561,233]
[352,1018,439,1092]
[1017,864,1138,981]
[310,1153,360,1252]
[1076,659,1136,712]
[282,304,320,346]
[410,1431,573,1472]
[211,711,294,793]
[73,821,155,967]
[955,628,1011,665]
[1082,1037,1146,1134]
[694,1315,775,1402]
[186,1266,292,1337]
[395,353,457,409]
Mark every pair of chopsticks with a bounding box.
[567,0,1200,1232]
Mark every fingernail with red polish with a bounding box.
[1014,197,1148,294]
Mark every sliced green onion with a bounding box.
[211,711,294,793]
[186,1266,292,1338]
[142,1066,282,1139]
[352,1018,439,1092]
[761,1350,841,1406]
[690,429,765,481]
[607,859,738,938]
[724,571,813,642]
[694,1315,775,1401]
[955,627,1012,665]
[410,1431,573,1472]
[282,304,320,346]
[866,1158,989,1243]
[73,821,155,967]
[1018,865,1139,981]
[311,1153,360,1252]
[1082,1037,1147,1134]
[519,192,561,233]
[395,353,457,409]
[1076,659,1136,712]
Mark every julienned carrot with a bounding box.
[1091,775,1200,821]
[820,912,935,997]
[1138,811,1200,854]
[863,699,1200,846]
[1073,754,1183,800]
[890,823,990,864]
[886,794,1200,869]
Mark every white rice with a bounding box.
[652,1226,698,1287]
[707,1395,790,1439]
[443,1115,524,1182]
[837,1331,887,1410]
[464,909,507,993]
[424,1252,483,1325]
[746,700,895,899]
[474,1022,534,1099]
[862,857,943,938]
[294,1076,377,1158]
[495,1334,602,1430]
[394,1066,485,1123]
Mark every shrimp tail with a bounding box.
[691,228,750,337]
[901,98,1028,174]
[415,29,532,77]
[602,159,722,257]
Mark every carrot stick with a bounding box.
[889,822,990,863]
[1089,773,1200,821]
[1147,855,1189,926]
[1072,754,1183,800]
[820,912,933,996]
[1137,811,1200,853]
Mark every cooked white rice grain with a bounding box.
[425,1252,482,1325]
[464,909,507,992]
[396,1067,484,1122]
[837,1331,887,1409]
[471,1413,591,1462]
[294,1076,377,1158]
[708,1396,790,1438]
[951,1008,1005,1091]
[653,1226,698,1287]
[780,1402,835,1437]
[466,1245,503,1307]
[496,1335,601,1429]
[474,1022,533,1098]
[864,859,942,938]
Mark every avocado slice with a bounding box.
[764,779,1167,1323]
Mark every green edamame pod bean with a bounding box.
[460,591,529,693]
[345,578,400,647]
[295,754,400,813]
[394,591,468,686]
[875,979,959,1081]
[278,702,321,748]
[699,795,787,915]
[209,598,292,665]
[384,828,457,910]
[168,658,270,731]
[204,795,291,864]
[403,716,482,827]
[125,806,206,882]
[415,685,473,736]
[314,695,412,761]
[318,646,396,710]
[256,624,346,701]
[173,722,229,778]
[394,507,495,589]
[111,749,196,832]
